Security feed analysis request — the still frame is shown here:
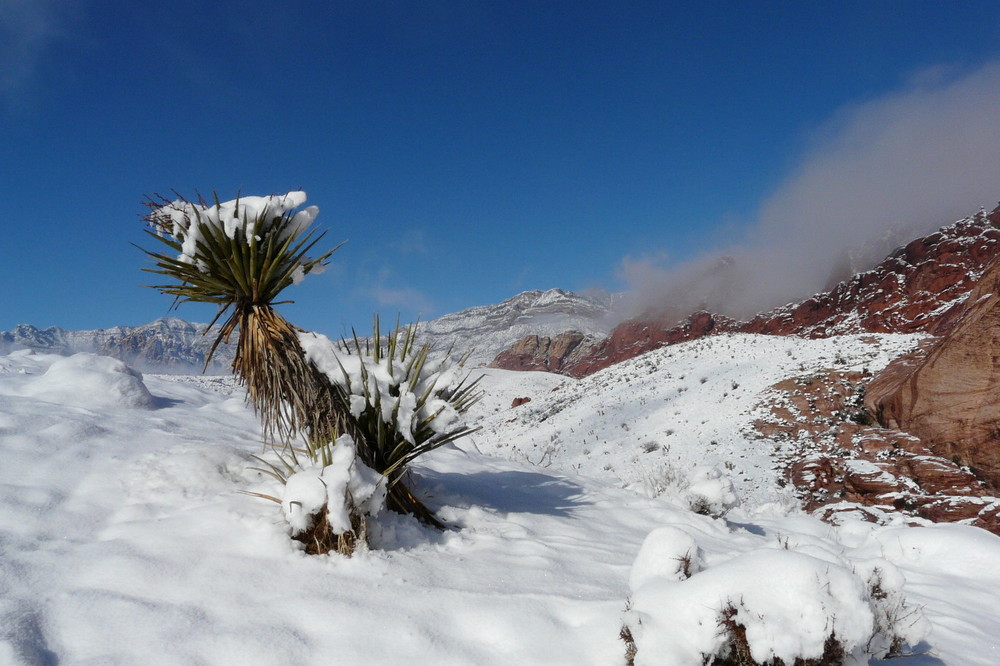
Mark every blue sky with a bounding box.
[4,2,1000,336]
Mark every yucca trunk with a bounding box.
[230,304,443,528]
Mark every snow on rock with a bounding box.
[20,352,155,409]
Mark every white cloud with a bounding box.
[355,267,436,317]
[621,60,1000,321]
[0,0,67,105]
[370,284,435,315]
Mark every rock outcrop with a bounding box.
[489,331,594,373]
[492,311,738,376]
[866,253,1000,490]
[754,367,1000,534]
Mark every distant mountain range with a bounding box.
[0,318,236,373]
[9,202,1000,379]
[0,288,619,372]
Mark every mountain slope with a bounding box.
[416,288,618,366]
[493,204,1000,377]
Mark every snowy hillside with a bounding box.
[468,332,924,506]
[416,288,618,366]
[2,340,999,664]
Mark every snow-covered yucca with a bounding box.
[300,317,483,526]
[139,191,475,550]
[139,191,345,445]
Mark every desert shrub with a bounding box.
[684,466,739,517]
[300,317,483,520]
[848,410,875,426]
[622,530,928,665]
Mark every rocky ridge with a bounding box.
[492,205,1000,377]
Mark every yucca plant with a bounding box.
[299,316,483,524]
[138,190,476,549]
[138,191,347,444]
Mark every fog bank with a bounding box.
[620,61,1000,322]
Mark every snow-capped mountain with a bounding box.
[493,203,1000,377]
[0,289,617,372]
[416,287,620,366]
[0,318,235,372]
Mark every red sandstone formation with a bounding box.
[489,331,591,374]
[754,368,1000,535]
[866,251,1000,490]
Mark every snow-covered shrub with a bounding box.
[279,435,386,555]
[683,466,739,517]
[621,529,928,665]
[300,318,482,524]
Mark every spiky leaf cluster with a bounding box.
[142,192,337,306]
[327,317,483,481]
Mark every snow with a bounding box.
[281,435,386,534]
[2,338,1000,663]
[149,191,318,270]
[6,351,156,410]
[625,530,929,664]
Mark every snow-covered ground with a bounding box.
[468,332,923,506]
[1,336,999,664]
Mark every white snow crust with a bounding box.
[1,337,999,664]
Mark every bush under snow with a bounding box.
[623,526,928,665]
[281,434,386,537]
[683,466,739,517]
